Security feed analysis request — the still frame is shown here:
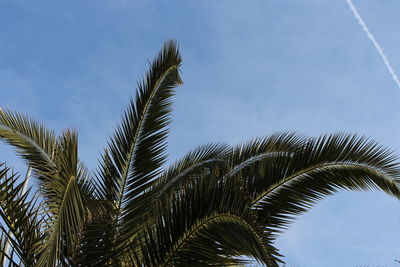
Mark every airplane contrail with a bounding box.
[346,0,400,89]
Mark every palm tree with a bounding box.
[0,40,400,266]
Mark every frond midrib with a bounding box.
[115,63,180,223]
[227,152,292,178]
[0,125,57,170]
[160,213,269,267]
[251,161,395,207]
[156,158,228,198]
[39,174,77,264]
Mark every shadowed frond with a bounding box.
[154,143,230,198]
[136,176,281,266]
[115,143,231,261]
[94,41,183,256]
[97,40,182,219]
[251,134,400,233]
[0,232,20,267]
[2,41,400,267]
[36,130,89,266]
[226,133,304,188]
[0,163,43,266]
[87,40,183,263]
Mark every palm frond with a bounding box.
[36,130,89,266]
[0,109,57,184]
[136,175,281,266]
[229,133,304,168]
[97,39,182,214]
[0,163,43,266]
[0,232,20,267]
[3,41,400,267]
[93,41,183,260]
[75,211,116,266]
[251,133,400,233]
[112,143,231,260]
[226,133,304,186]
[155,142,230,198]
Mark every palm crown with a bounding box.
[1,40,400,266]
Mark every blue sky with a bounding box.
[1,0,400,265]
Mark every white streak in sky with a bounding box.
[346,0,400,89]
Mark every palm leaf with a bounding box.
[36,130,89,266]
[0,233,20,267]
[250,134,400,234]
[0,109,57,186]
[3,41,400,267]
[154,142,230,198]
[115,143,230,262]
[136,175,281,266]
[0,163,44,266]
[94,40,183,258]
[226,133,304,188]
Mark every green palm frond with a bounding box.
[0,109,57,184]
[229,133,304,167]
[116,143,231,262]
[37,130,89,266]
[2,41,400,266]
[226,133,304,190]
[0,163,43,266]
[251,133,400,233]
[75,211,116,266]
[137,175,281,266]
[96,39,182,225]
[155,143,230,198]
[0,232,20,267]
[91,41,183,261]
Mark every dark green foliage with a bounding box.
[0,40,399,266]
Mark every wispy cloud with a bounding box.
[346,0,400,90]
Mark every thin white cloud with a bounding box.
[346,0,400,90]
